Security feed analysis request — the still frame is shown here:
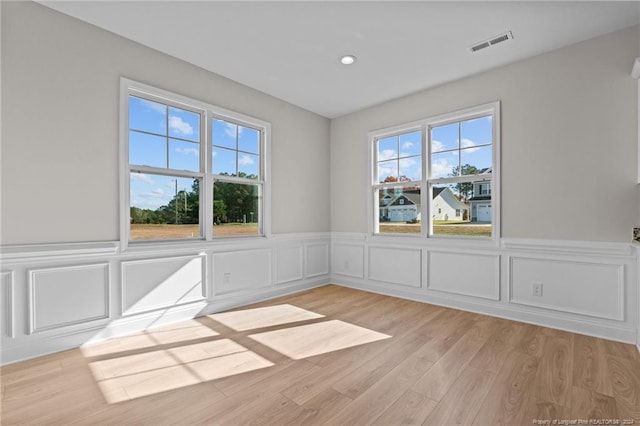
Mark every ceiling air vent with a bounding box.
[470,31,513,53]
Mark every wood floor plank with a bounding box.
[411,317,497,401]
[472,350,539,425]
[2,285,639,425]
[573,334,614,396]
[371,389,437,426]
[324,354,434,425]
[570,386,619,420]
[468,320,524,373]
[603,340,640,362]
[607,354,640,420]
[515,323,547,358]
[423,367,495,426]
[533,335,574,407]
[331,332,431,399]
[523,399,571,424]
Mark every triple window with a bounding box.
[122,79,269,245]
[371,102,500,239]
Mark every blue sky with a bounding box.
[128,96,260,210]
[377,116,493,182]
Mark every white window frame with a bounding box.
[368,101,500,244]
[119,78,271,249]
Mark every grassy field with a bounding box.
[379,222,491,237]
[130,223,259,240]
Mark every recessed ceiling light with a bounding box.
[340,55,356,65]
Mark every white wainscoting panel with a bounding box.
[427,251,500,300]
[509,256,624,321]
[214,249,271,294]
[121,255,206,316]
[1,271,14,338]
[368,246,421,288]
[275,246,303,284]
[332,243,365,278]
[29,263,110,334]
[306,243,329,278]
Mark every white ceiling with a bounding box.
[40,1,640,118]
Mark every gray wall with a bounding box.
[331,25,640,242]
[1,2,330,245]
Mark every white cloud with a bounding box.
[431,140,445,153]
[238,155,254,166]
[130,173,155,185]
[378,149,396,161]
[431,158,453,178]
[169,116,194,136]
[151,188,165,196]
[401,141,414,150]
[223,122,242,138]
[138,98,166,114]
[460,138,480,153]
[175,147,199,156]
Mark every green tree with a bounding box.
[449,164,478,201]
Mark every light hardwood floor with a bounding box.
[2,285,640,425]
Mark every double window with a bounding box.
[121,79,269,245]
[371,102,500,240]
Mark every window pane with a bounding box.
[431,183,491,238]
[130,174,200,240]
[213,182,260,237]
[377,186,421,234]
[377,159,398,183]
[238,153,259,178]
[169,139,199,172]
[168,107,200,142]
[431,122,458,153]
[212,146,237,176]
[129,96,167,135]
[399,131,421,157]
[212,119,237,149]
[461,116,492,146]
[460,145,492,173]
[377,136,397,161]
[430,151,457,178]
[129,131,166,168]
[238,126,259,154]
[399,155,421,181]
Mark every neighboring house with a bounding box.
[381,187,468,222]
[431,187,469,221]
[468,168,492,222]
[387,192,421,222]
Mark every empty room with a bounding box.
[1,1,640,424]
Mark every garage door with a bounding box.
[477,205,491,222]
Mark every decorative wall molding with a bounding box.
[28,263,110,334]
[368,245,422,288]
[508,256,625,321]
[427,251,500,300]
[121,255,207,316]
[331,232,638,345]
[332,243,365,278]
[306,243,330,278]
[1,241,119,262]
[502,238,635,258]
[1,271,15,338]
[1,231,636,364]
[275,245,304,284]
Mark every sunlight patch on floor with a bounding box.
[208,304,324,331]
[248,320,392,360]
[81,320,219,357]
[89,339,273,403]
